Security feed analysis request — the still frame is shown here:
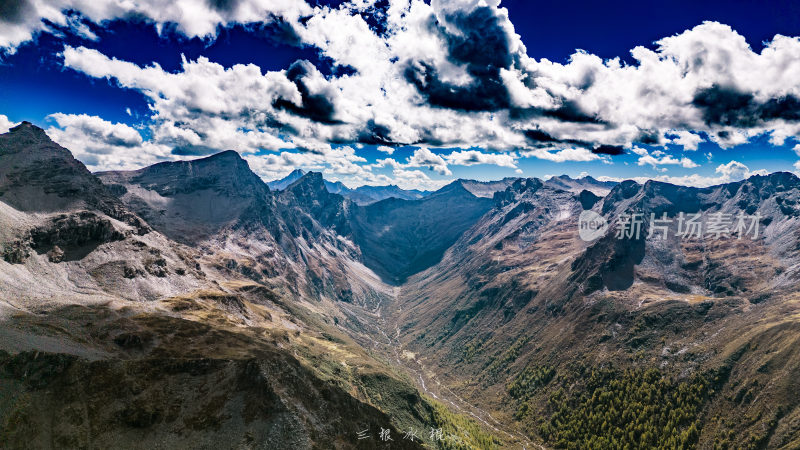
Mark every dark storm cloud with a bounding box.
[523,129,587,147]
[523,129,560,143]
[692,84,800,127]
[0,0,31,24]
[637,130,663,146]
[543,101,603,124]
[592,145,625,155]
[207,0,240,12]
[172,144,219,156]
[355,120,396,145]
[443,7,513,71]
[273,60,341,125]
[403,6,512,112]
[760,96,800,121]
[262,14,303,47]
[509,99,603,125]
[524,129,628,155]
[403,60,510,111]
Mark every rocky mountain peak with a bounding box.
[2,122,67,156]
[0,123,148,232]
[287,171,328,195]
[287,168,305,177]
[493,178,543,207]
[8,120,46,135]
[201,149,244,163]
[744,171,800,192]
[278,171,352,238]
[101,150,268,198]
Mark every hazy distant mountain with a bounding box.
[457,177,519,198]
[267,168,306,190]
[268,170,430,204]
[544,173,618,195]
[351,184,429,203]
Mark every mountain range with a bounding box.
[2,122,800,449]
[268,168,430,205]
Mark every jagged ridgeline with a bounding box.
[2,122,800,449]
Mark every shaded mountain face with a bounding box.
[97,150,276,243]
[277,172,353,238]
[272,172,493,285]
[350,181,494,284]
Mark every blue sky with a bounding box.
[1,0,799,189]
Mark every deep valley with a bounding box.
[2,122,800,449]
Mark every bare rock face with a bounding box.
[1,211,127,264]
[279,171,353,238]
[1,240,29,264]
[31,212,125,249]
[46,246,64,263]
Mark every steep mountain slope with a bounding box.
[0,300,425,450]
[383,174,800,449]
[0,123,201,305]
[98,154,369,307]
[350,181,495,284]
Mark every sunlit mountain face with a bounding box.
[2,1,800,449]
